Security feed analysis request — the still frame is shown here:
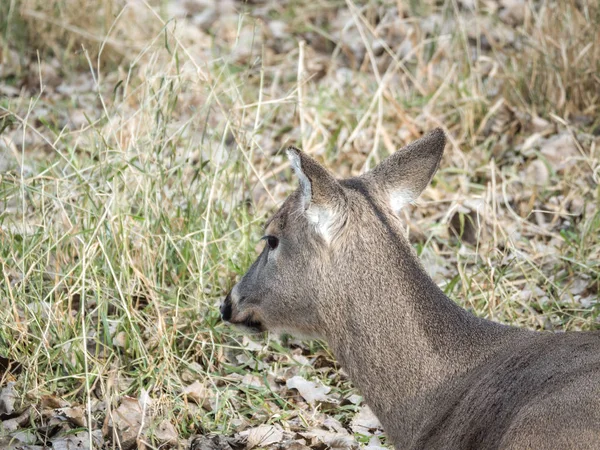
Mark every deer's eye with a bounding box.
[265,236,279,250]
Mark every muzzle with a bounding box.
[220,292,233,322]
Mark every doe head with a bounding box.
[220,129,446,337]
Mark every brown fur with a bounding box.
[221,129,600,449]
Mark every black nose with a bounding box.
[220,293,232,321]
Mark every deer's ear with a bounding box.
[364,128,446,213]
[286,147,347,243]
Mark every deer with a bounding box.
[220,129,600,449]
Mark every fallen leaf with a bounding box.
[113,331,127,348]
[279,440,311,450]
[499,0,526,25]
[323,416,347,434]
[290,354,310,367]
[154,419,178,446]
[1,406,31,432]
[56,406,87,427]
[539,133,580,172]
[242,336,264,351]
[568,197,585,216]
[189,434,245,450]
[525,159,550,187]
[26,301,52,319]
[286,376,334,404]
[107,396,145,450]
[50,430,103,450]
[299,428,357,449]
[181,362,205,382]
[0,382,17,416]
[240,424,284,449]
[41,394,70,409]
[0,436,44,450]
[139,388,152,411]
[51,432,89,450]
[346,394,362,405]
[241,373,262,388]
[183,380,211,409]
[568,278,590,296]
[10,430,38,446]
[235,353,267,371]
[364,435,387,450]
[350,405,382,435]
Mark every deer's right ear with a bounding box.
[364,128,446,214]
[286,147,347,243]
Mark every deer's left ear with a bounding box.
[362,128,446,213]
[286,147,348,243]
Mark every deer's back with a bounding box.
[411,331,600,450]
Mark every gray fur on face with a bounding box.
[221,128,600,449]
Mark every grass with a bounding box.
[0,0,599,448]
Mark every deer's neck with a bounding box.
[323,245,520,445]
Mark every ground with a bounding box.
[0,0,599,449]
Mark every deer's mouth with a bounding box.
[220,293,265,333]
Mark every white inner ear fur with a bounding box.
[305,204,337,243]
[287,150,312,208]
[287,149,339,244]
[389,190,416,214]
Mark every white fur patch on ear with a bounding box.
[306,204,337,243]
[286,149,311,209]
[286,147,342,244]
[389,190,415,214]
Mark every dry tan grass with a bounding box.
[15,0,161,65]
